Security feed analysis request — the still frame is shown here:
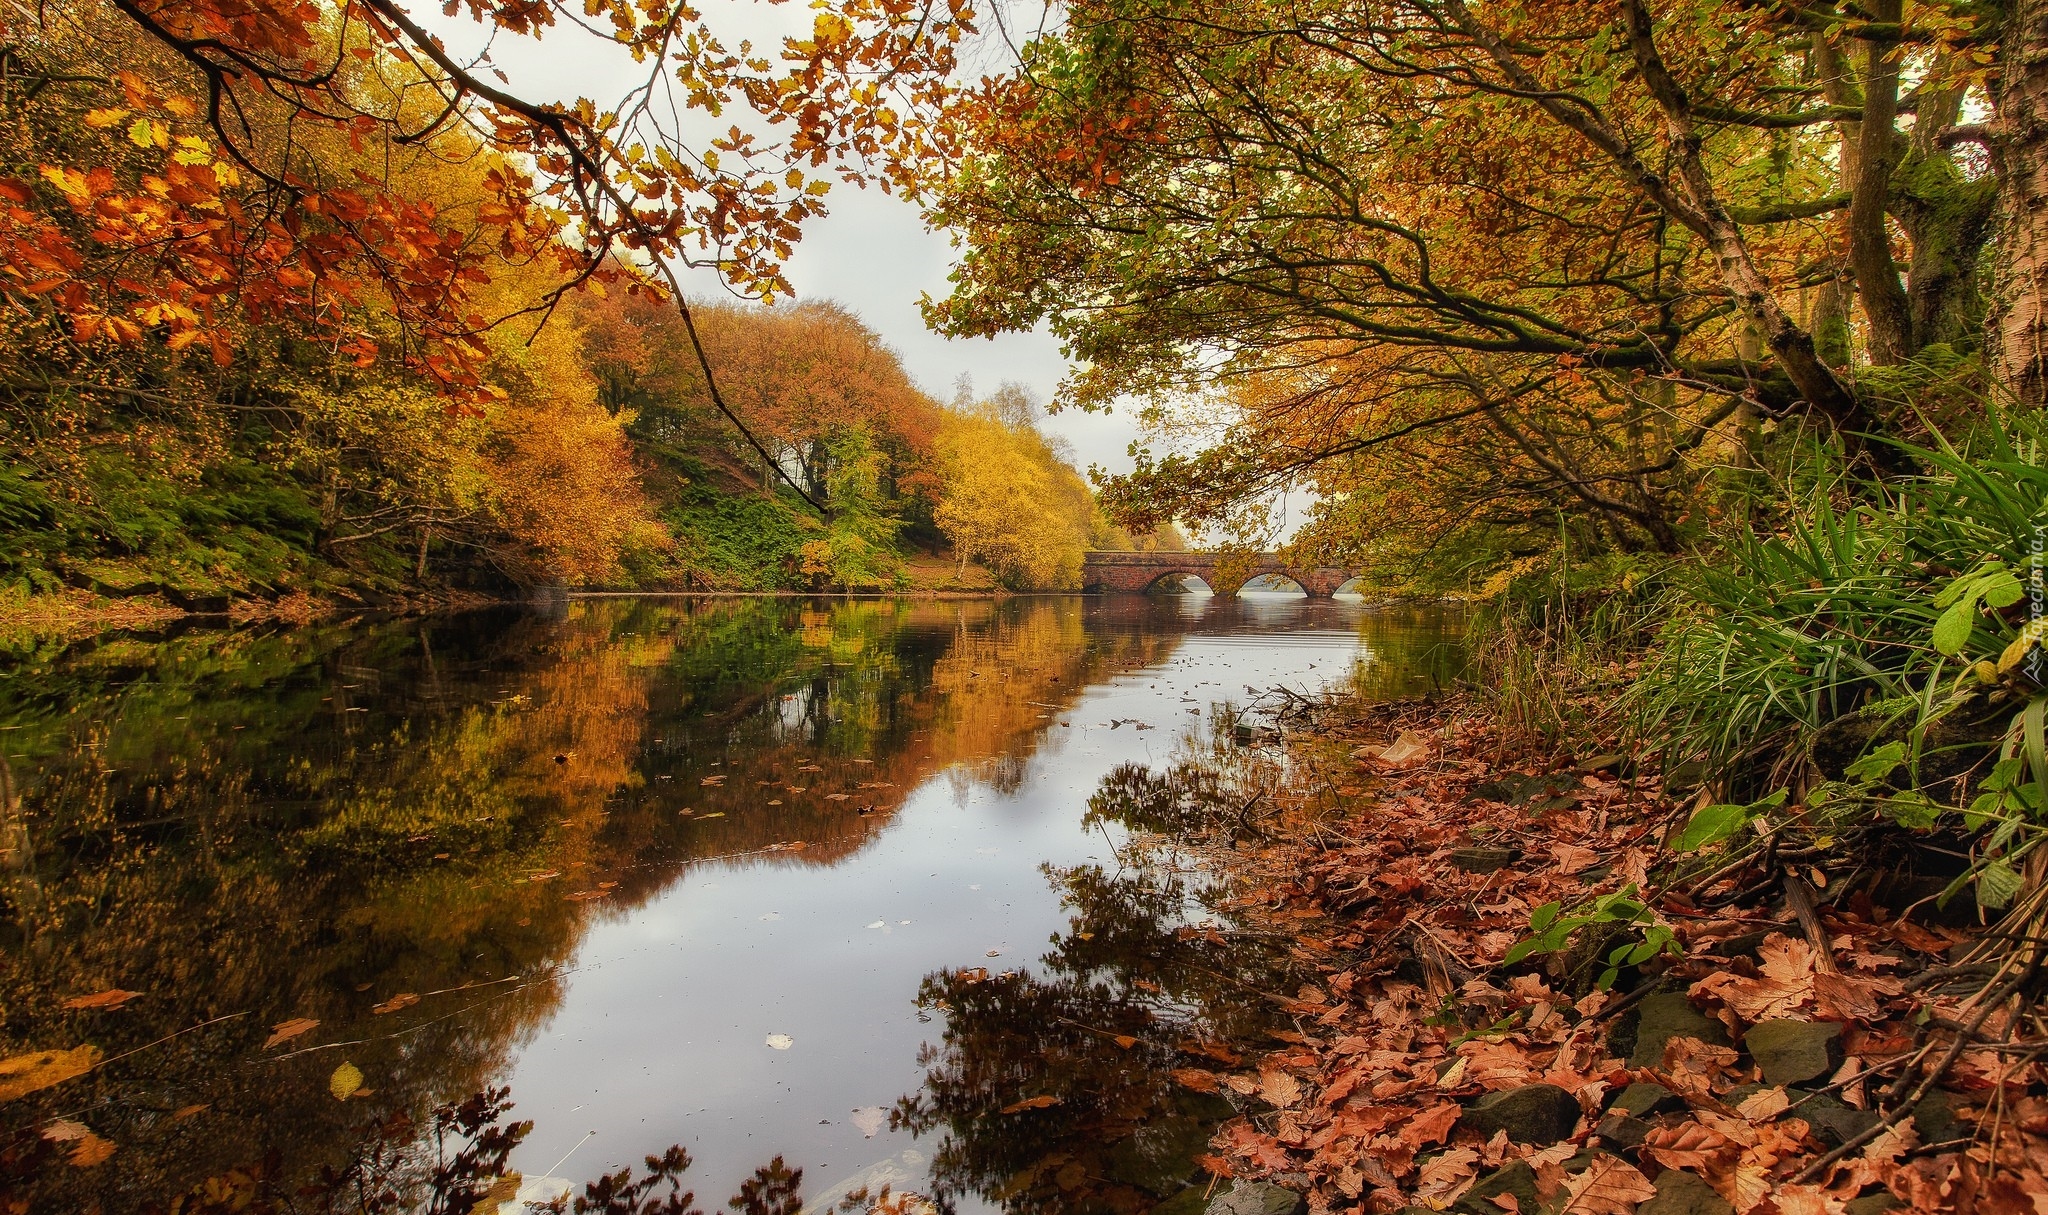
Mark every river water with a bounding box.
[0,594,1461,1214]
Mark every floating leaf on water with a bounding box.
[866,920,886,930]
[172,1104,209,1120]
[265,1018,320,1049]
[62,989,141,1012]
[0,1046,101,1104]
[69,1131,116,1167]
[764,1033,794,1050]
[998,1095,1061,1114]
[850,1107,888,1138]
[43,1119,116,1167]
[329,1062,364,1101]
[563,890,609,902]
[825,793,851,801]
[698,812,725,819]
[483,1173,524,1205]
[370,993,419,1015]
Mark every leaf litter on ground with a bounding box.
[1177,692,2048,1215]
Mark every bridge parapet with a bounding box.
[1080,551,1360,598]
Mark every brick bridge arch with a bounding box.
[1080,551,1362,598]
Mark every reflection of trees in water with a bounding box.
[1349,606,1468,702]
[3,1082,841,1215]
[896,759,1296,1215]
[0,596,1182,1210]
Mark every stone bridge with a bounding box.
[1081,551,1362,597]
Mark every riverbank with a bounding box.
[1184,689,2043,1215]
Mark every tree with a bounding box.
[926,0,2007,575]
[933,388,1096,589]
[0,0,969,450]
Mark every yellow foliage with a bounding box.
[933,397,1096,590]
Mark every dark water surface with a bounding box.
[0,594,1462,1214]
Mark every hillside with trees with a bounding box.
[0,0,1146,617]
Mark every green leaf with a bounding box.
[1977,858,2024,911]
[1672,803,1750,852]
[1932,597,1977,656]
[1529,901,1560,932]
[1844,741,1907,785]
[1882,792,1941,830]
[1982,568,2025,609]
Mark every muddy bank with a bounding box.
[1175,691,2044,1215]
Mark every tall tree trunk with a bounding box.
[1850,0,1914,364]
[1994,0,2048,408]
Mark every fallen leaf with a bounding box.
[1000,1095,1062,1114]
[851,1107,888,1137]
[265,1018,320,1049]
[67,1132,116,1167]
[40,1119,89,1141]
[1734,1087,1791,1122]
[1413,1147,1479,1204]
[1642,1122,1734,1171]
[1259,1069,1303,1109]
[329,1062,364,1101]
[173,1104,208,1120]
[765,1033,794,1050]
[0,1046,101,1104]
[370,993,419,1015]
[62,989,142,1012]
[1560,1156,1655,1214]
[1170,1067,1222,1093]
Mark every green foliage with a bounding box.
[1638,408,2048,908]
[1505,885,1681,991]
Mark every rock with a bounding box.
[1103,1116,1213,1195]
[1799,1093,1881,1148]
[1843,1195,1902,1215]
[1448,847,1518,873]
[1640,1169,1733,1215]
[1609,1081,1683,1118]
[1910,1090,1962,1143]
[1452,1161,1540,1215]
[1151,1188,1209,1215]
[1594,1110,1652,1149]
[1745,1019,1842,1086]
[1623,991,1730,1067]
[1377,730,1433,767]
[1458,1083,1582,1146]
[1204,1181,1305,1215]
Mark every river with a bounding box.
[0,594,1462,1214]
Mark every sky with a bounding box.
[417,0,1150,477]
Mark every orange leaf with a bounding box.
[1170,1067,1222,1093]
[62,989,141,1011]
[370,993,419,1015]
[264,1018,320,1049]
[999,1094,1061,1114]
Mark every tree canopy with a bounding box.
[927,0,2019,579]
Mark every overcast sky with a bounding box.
[419,1,1149,476]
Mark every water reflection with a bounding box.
[0,596,1459,1213]
[894,763,1296,1215]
